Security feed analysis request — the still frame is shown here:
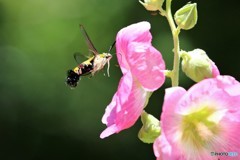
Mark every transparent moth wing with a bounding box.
[79,25,99,56]
[73,52,86,65]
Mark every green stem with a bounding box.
[165,0,180,86]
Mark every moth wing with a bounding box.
[79,25,99,55]
[73,52,90,64]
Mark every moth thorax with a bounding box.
[93,53,112,76]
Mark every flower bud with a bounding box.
[138,111,161,144]
[174,3,198,30]
[139,0,164,11]
[181,49,220,82]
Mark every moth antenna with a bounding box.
[108,41,116,53]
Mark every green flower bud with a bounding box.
[138,111,161,144]
[174,3,198,30]
[139,0,164,11]
[181,49,213,82]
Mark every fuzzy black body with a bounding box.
[66,70,80,88]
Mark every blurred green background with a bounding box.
[0,0,239,159]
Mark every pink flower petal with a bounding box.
[154,133,182,160]
[216,117,240,159]
[101,72,133,128]
[161,87,186,123]
[100,124,118,139]
[210,60,220,78]
[216,75,240,96]
[176,75,240,113]
[160,87,187,155]
[127,42,165,91]
[100,72,150,138]
[116,21,152,74]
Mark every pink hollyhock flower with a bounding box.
[154,75,240,160]
[100,21,166,139]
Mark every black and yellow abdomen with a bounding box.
[66,56,95,88]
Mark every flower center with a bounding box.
[180,106,221,151]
